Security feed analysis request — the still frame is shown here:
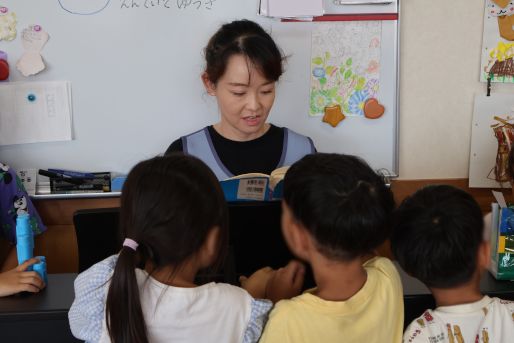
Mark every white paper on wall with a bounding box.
[0,81,73,145]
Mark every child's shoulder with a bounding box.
[490,297,514,312]
[364,256,401,283]
[403,310,439,342]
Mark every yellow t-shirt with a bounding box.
[259,257,404,343]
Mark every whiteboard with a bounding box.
[0,0,399,175]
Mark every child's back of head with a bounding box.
[106,154,229,343]
[391,184,483,289]
[392,184,514,343]
[283,153,395,260]
[259,153,404,343]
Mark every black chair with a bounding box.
[72,202,311,285]
[73,208,120,272]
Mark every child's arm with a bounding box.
[263,260,305,304]
[68,254,118,343]
[239,266,275,299]
[0,257,45,296]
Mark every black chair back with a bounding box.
[73,208,120,272]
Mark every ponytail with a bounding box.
[105,247,149,343]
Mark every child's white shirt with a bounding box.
[69,255,272,343]
[403,296,514,343]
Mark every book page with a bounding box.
[269,166,289,191]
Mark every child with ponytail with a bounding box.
[69,155,303,343]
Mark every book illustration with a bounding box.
[310,21,382,117]
[220,167,289,202]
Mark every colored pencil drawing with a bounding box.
[480,1,514,83]
[310,21,381,117]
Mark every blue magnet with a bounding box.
[27,94,36,102]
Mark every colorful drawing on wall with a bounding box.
[0,7,17,41]
[469,94,514,188]
[310,21,381,117]
[481,1,514,83]
[490,116,514,183]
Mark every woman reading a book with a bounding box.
[165,20,315,180]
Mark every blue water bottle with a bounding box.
[33,256,48,285]
[16,213,34,271]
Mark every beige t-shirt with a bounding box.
[259,256,404,343]
[403,296,514,343]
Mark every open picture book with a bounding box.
[220,166,289,202]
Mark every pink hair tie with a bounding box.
[123,238,139,251]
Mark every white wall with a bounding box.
[399,0,512,179]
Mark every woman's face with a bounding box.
[203,54,276,141]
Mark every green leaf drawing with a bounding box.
[335,96,343,103]
[319,77,327,85]
[355,77,366,91]
[312,57,323,65]
[326,66,335,76]
[344,70,352,80]
[325,51,331,60]
[328,88,338,98]
[346,58,352,66]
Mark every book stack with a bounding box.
[46,169,111,194]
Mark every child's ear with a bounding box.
[281,202,311,261]
[201,72,216,96]
[200,226,220,267]
[478,240,491,270]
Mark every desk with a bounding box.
[0,273,79,343]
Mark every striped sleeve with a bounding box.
[243,299,273,343]
[68,255,118,343]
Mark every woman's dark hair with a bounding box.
[105,154,228,343]
[391,185,483,288]
[283,153,395,261]
[204,19,284,84]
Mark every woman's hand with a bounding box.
[0,258,45,297]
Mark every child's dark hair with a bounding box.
[105,155,228,343]
[391,185,483,289]
[204,19,283,84]
[283,153,395,261]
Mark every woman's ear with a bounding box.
[201,72,216,96]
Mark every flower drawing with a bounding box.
[348,90,370,116]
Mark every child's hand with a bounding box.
[0,258,46,297]
[239,266,275,299]
[266,260,305,303]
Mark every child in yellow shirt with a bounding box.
[258,153,404,343]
